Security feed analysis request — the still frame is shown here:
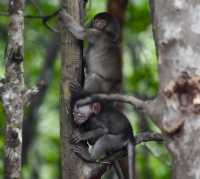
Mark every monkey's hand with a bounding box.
[71,131,84,144]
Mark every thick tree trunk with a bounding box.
[1,0,25,179]
[59,0,85,179]
[149,0,200,178]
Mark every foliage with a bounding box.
[0,0,171,178]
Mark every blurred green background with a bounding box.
[0,0,171,178]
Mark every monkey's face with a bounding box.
[92,12,120,41]
[93,18,107,31]
[73,103,101,125]
[73,105,91,125]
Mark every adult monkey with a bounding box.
[58,10,122,95]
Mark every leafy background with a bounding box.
[0,0,171,178]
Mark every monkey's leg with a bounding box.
[90,135,126,179]
[84,73,113,94]
[71,144,96,163]
[71,128,108,144]
[90,135,126,159]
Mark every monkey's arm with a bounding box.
[59,9,86,39]
[71,128,108,144]
[59,9,100,42]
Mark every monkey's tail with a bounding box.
[113,161,125,179]
[128,138,135,179]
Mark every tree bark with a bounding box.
[59,0,85,179]
[1,0,25,179]
[149,0,200,178]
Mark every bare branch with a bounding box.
[99,132,163,163]
[0,10,60,32]
[135,132,163,145]
[23,81,45,106]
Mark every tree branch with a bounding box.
[23,81,45,106]
[135,132,163,145]
[99,132,163,163]
[0,10,60,32]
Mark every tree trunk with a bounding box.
[1,0,25,179]
[59,0,85,178]
[149,0,200,178]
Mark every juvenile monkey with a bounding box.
[72,103,135,179]
[59,10,121,94]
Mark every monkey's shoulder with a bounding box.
[99,108,131,131]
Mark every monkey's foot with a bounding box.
[71,145,99,163]
[71,131,83,144]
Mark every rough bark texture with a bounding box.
[149,0,200,178]
[1,0,25,179]
[59,0,85,179]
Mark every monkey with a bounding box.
[59,10,129,178]
[71,102,135,179]
[58,10,121,95]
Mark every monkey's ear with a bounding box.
[91,102,101,114]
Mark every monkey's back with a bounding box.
[86,34,121,82]
[86,107,133,138]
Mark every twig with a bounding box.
[0,10,61,33]
[23,81,46,105]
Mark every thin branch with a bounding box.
[98,132,163,163]
[29,0,43,15]
[23,81,45,106]
[0,10,60,32]
[135,132,163,145]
